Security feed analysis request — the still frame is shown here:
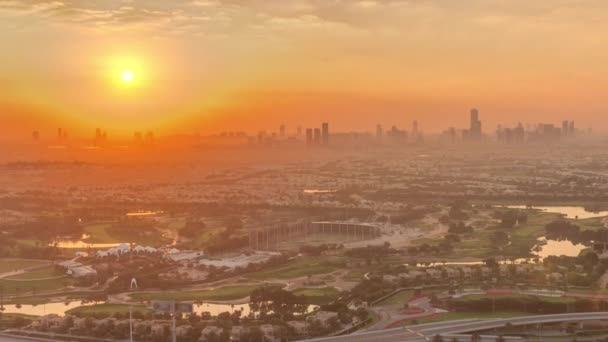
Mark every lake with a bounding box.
[535,236,586,259]
[505,205,608,219]
[0,301,316,317]
[51,234,129,249]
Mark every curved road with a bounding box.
[304,312,608,342]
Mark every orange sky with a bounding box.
[1,0,608,139]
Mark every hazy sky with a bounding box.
[1,0,607,138]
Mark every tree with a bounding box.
[432,334,444,342]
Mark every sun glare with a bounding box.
[121,70,134,83]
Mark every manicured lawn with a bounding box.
[574,217,605,231]
[377,290,414,306]
[82,223,115,243]
[344,270,366,282]
[410,311,530,324]
[5,266,63,280]
[0,259,49,274]
[248,257,342,280]
[457,293,579,305]
[66,303,150,315]
[501,211,562,258]
[0,313,38,329]
[0,268,73,296]
[292,287,340,304]
[129,284,283,302]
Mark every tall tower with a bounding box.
[313,128,321,145]
[376,124,383,141]
[321,122,329,146]
[569,121,575,136]
[279,125,286,137]
[469,108,481,140]
[305,128,313,146]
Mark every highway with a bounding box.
[303,312,608,342]
[0,335,54,342]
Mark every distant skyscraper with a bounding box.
[376,124,383,141]
[321,122,329,146]
[305,128,313,146]
[134,131,143,143]
[297,126,302,136]
[412,120,418,135]
[145,131,155,143]
[280,125,286,137]
[313,128,321,145]
[57,128,63,141]
[569,121,575,136]
[562,120,569,137]
[32,130,39,141]
[469,108,482,140]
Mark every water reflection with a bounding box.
[51,234,129,249]
[303,189,337,194]
[126,211,164,217]
[1,301,316,318]
[535,236,585,259]
[0,302,99,316]
[415,236,586,268]
[505,205,608,219]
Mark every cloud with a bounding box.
[1,0,608,43]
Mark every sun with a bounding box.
[121,70,135,83]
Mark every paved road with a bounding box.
[304,312,608,342]
[0,335,54,342]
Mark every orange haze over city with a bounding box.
[2,0,608,140]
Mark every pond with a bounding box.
[505,205,608,219]
[534,236,586,259]
[51,234,130,249]
[303,189,337,194]
[0,301,316,317]
[126,211,164,217]
[414,236,586,268]
[0,301,99,316]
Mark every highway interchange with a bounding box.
[304,312,608,342]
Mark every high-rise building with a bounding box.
[297,126,302,136]
[321,122,329,146]
[57,128,63,141]
[412,120,418,135]
[469,108,482,140]
[376,124,383,141]
[313,128,321,145]
[32,130,39,141]
[305,128,313,146]
[134,131,143,143]
[562,120,569,137]
[280,125,286,137]
[569,121,575,136]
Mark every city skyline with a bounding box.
[2,0,608,139]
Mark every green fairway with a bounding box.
[82,222,170,247]
[410,311,530,324]
[0,267,72,296]
[66,303,150,316]
[248,257,342,280]
[82,223,116,243]
[5,266,63,280]
[377,290,414,306]
[0,259,49,274]
[129,284,283,302]
[292,287,340,304]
